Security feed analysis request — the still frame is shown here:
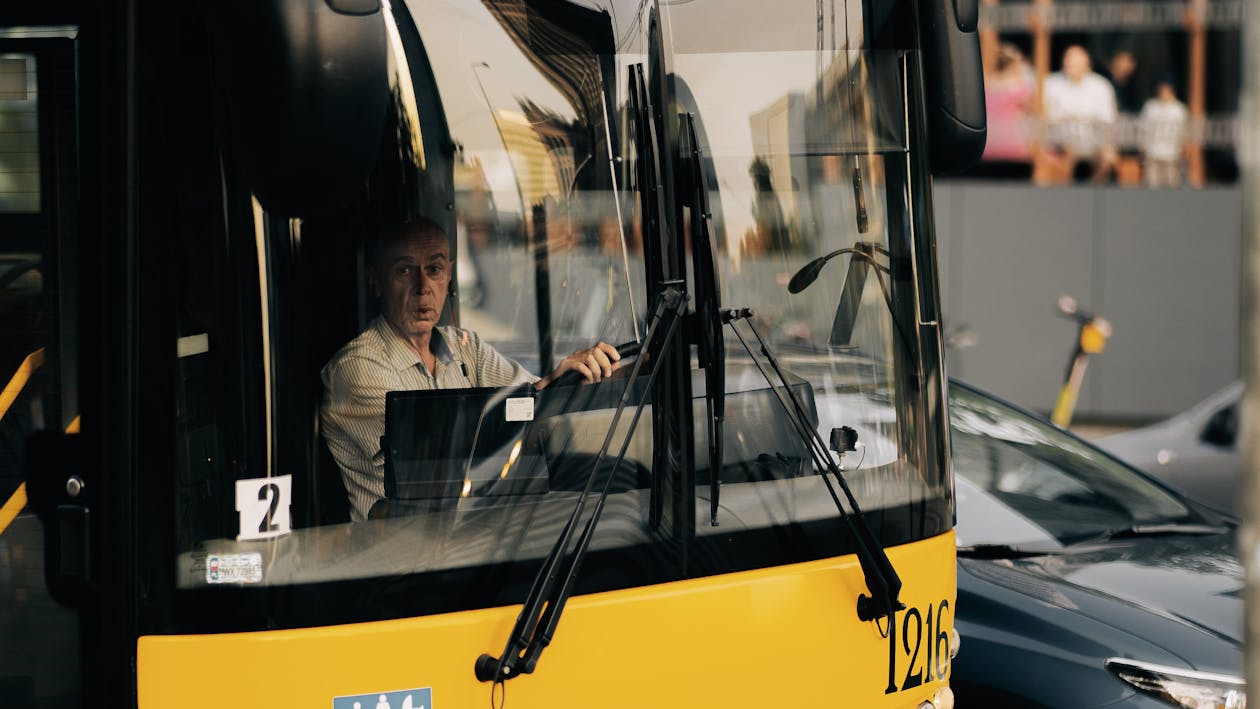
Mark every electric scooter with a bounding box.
[1050,295,1112,428]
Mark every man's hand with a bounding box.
[536,342,622,389]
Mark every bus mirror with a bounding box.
[326,0,381,14]
[920,0,986,175]
[209,0,390,217]
[953,0,978,32]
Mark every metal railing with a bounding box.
[980,0,1242,32]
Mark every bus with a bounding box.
[0,0,984,706]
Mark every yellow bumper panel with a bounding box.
[139,531,955,709]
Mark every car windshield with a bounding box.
[951,383,1195,548]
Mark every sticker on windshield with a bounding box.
[205,552,263,584]
[235,474,292,541]
[333,687,432,709]
[505,397,534,422]
[176,332,210,357]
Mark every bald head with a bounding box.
[369,217,450,272]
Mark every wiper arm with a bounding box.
[680,112,724,526]
[956,543,1062,559]
[723,308,903,622]
[475,287,688,685]
[1074,523,1229,545]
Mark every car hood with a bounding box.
[958,532,1242,675]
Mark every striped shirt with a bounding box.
[320,316,538,521]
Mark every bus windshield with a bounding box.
[170,0,951,626]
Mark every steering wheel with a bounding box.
[549,339,642,387]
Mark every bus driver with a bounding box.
[321,217,621,521]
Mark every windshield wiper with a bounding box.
[956,543,1063,559]
[679,112,724,526]
[723,308,903,622]
[474,287,688,686]
[1071,523,1229,545]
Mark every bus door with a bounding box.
[0,23,82,709]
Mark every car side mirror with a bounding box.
[1201,405,1237,448]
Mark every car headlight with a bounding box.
[1106,658,1245,709]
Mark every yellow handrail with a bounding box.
[0,348,44,424]
[0,483,25,536]
[0,348,48,537]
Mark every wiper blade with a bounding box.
[474,287,688,686]
[723,308,903,622]
[956,543,1063,559]
[1079,523,1229,544]
[680,112,724,526]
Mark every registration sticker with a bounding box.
[205,552,263,584]
[333,687,432,709]
[505,396,534,422]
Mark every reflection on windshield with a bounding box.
[951,384,1193,547]
[171,0,953,609]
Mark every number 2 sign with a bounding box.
[235,475,293,541]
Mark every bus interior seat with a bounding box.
[287,212,369,528]
[314,424,351,525]
[174,322,234,546]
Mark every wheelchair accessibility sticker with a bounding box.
[332,688,431,709]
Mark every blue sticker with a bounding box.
[332,688,432,709]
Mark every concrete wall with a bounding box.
[934,182,1242,420]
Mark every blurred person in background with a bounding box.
[980,42,1037,179]
[1139,73,1189,188]
[1106,49,1145,184]
[1042,45,1119,183]
[1107,49,1145,114]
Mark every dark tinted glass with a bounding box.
[952,383,1193,547]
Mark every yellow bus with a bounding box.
[0,0,985,706]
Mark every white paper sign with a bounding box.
[235,474,292,541]
[505,396,535,422]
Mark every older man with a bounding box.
[321,217,620,521]
[1043,45,1119,182]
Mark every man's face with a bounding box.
[1063,47,1090,82]
[1109,52,1135,82]
[374,230,451,341]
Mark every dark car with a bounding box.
[1098,382,1241,515]
[949,381,1243,709]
